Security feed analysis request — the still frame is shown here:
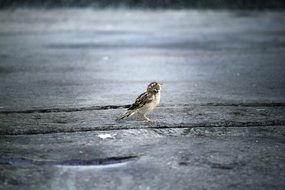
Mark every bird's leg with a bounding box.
[143,114,151,122]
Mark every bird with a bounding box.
[116,82,162,122]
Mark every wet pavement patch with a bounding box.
[0,156,138,166]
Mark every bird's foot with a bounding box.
[143,115,151,122]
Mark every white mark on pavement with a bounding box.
[56,162,127,170]
[98,133,115,139]
[102,56,109,61]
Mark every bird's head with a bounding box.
[147,82,162,93]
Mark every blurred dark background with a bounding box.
[1,0,285,9]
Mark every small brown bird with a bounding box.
[117,82,162,122]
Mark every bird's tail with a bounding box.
[116,110,136,121]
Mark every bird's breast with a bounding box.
[139,92,160,113]
[154,92,160,105]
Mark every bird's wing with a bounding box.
[128,92,153,110]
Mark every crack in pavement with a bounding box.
[1,102,285,114]
[1,120,285,136]
[0,105,130,114]
[0,156,139,166]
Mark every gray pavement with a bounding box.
[0,9,285,190]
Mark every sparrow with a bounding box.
[116,82,162,122]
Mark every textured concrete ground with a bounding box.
[0,9,285,190]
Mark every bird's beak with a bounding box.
[158,83,163,90]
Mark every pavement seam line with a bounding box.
[1,120,285,136]
[1,102,285,114]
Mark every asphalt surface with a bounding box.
[0,9,285,190]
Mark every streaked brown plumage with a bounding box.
[116,82,162,121]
